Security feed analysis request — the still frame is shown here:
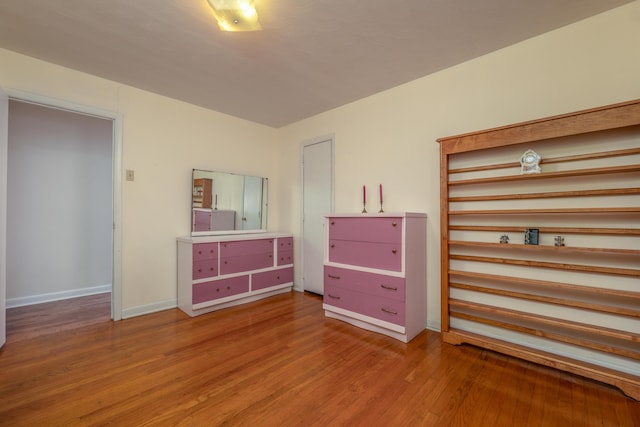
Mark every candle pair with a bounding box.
[362,184,383,204]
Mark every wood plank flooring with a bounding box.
[1,291,638,426]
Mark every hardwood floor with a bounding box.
[1,292,638,426]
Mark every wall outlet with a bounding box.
[126,170,134,181]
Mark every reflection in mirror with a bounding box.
[191,169,268,235]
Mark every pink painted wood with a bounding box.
[324,282,406,326]
[328,217,402,243]
[328,240,401,271]
[220,239,274,257]
[252,267,293,291]
[220,253,273,275]
[192,242,218,261]
[192,259,218,280]
[192,275,249,304]
[324,265,405,301]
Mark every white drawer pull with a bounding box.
[328,274,341,280]
[381,308,398,315]
[392,221,397,227]
[380,284,397,291]
[327,294,341,299]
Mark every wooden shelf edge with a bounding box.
[449,225,640,236]
[450,254,640,277]
[442,329,640,401]
[448,240,640,256]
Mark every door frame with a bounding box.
[300,134,335,293]
[4,89,123,320]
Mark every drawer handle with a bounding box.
[327,294,340,300]
[330,244,335,248]
[197,268,202,273]
[380,284,397,291]
[391,249,397,254]
[198,250,202,255]
[392,221,397,227]
[328,274,341,280]
[331,221,335,225]
[381,308,398,315]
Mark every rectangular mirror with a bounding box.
[191,169,268,236]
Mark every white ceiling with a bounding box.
[0,0,632,128]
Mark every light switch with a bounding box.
[126,170,135,181]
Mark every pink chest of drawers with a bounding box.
[323,213,426,342]
[177,233,294,317]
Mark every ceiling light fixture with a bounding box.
[206,0,262,32]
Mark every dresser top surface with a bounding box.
[178,232,292,244]
[325,212,426,219]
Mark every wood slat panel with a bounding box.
[449,281,640,318]
[449,187,640,202]
[449,225,640,236]
[449,207,640,215]
[450,254,640,277]
[449,270,640,300]
[449,299,640,358]
[449,164,640,186]
[449,240,640,256]
[448,147,640,174]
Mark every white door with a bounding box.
[0,88,8,347]
[242,175,263,230]
[302,137,333,295]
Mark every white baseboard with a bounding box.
[427,319,441,332]
[6,284,112,308]
[121,299,177,319]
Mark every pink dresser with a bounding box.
[177,233,294,316]
[323,213,426,342]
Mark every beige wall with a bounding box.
[0,2,638,322]
[276,2,640,330]
[0,50,278,316]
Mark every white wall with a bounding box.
[276,2,640,330]
[6,100,113,306]
[0,52,279,317]
[0,2,638,321]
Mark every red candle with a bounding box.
[363,185,366,204]
[379,184,383,204]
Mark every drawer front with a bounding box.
[220,239,274,257]
[324,265,405,302]
[252,267,294,291]
[328,217,402,243]
[328,240,401,271]
[220,253,274,275]
[192,275,249,304]
[324,283,405,326]
[193,243,218,261]
[192,212,211,232]
[277,250,294,266]
[277,237,294,251]
[193,259,218,280]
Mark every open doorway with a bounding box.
[4,94,122,327]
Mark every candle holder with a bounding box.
[378,202,384,213]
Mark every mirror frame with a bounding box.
[191,169,268,236]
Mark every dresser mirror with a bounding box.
[191,169,268,236]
